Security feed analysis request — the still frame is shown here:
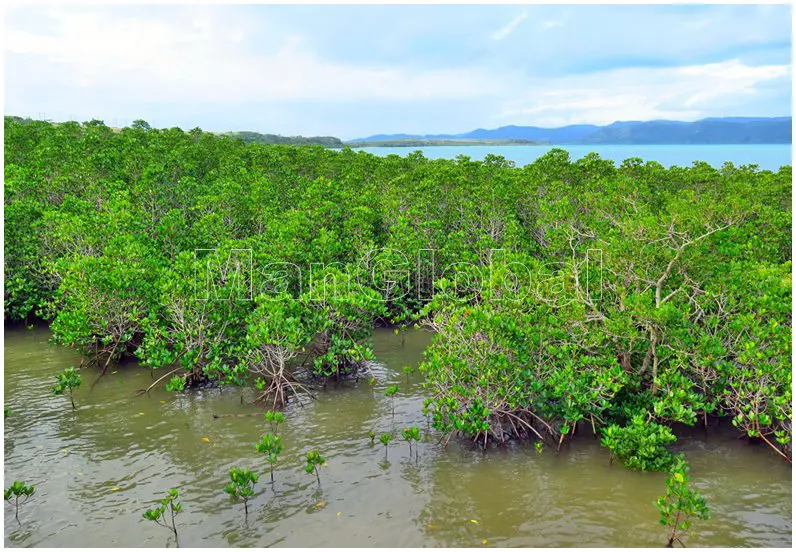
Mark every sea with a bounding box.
[355,144,792,171]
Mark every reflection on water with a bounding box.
[3,326,791,547]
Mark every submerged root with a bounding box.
[252,376,315,409]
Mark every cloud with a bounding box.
[5,6,505,105]
[491,12,527,41]
[498,60,790,127]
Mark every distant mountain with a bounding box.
[453,124,602,143]
[351,117,791,145]
[581,118,792,145]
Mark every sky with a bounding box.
[4,3,792,139]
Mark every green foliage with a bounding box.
[402,427,421,458]
[655,457,710,547]
[601,415,677,471]
[302,267,387,380]
[224,467,259,516]
[264,410,286,434]
[304,450,326,484]
[143,488,182,544]
[246,296,312,407]
[402,427,420,442]
[165,375,186,393]
[4,480,35,523]
[255,433,284,483]
[379,432,394,457]
[52,366,82,409]
[384,385,399,416]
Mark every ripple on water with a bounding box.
[4,327,792,547]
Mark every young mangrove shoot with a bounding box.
[304,450,325,485]
[379,433,393,457]
[255,432,284,483]
[52,366,82,410]
[4,481,35,524]
[384,385,398,417]
[264,410,285,434]
[655,457,710,547]
[224,467,259,517]
[143,488,182,547]
[402,427,421,459]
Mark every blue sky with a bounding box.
[4,3,792,139]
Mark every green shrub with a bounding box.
[601,415,677,471]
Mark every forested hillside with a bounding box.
[4,116,792,467]
[226,131,344,147]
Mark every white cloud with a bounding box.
[5,6,505,105]
[498,60,790,126]
[491,12,527,41]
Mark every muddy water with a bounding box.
[3,326,791,547]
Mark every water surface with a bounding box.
[3,326,791,547]
[357,144,792,171]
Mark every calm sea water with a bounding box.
[357,145,792,171]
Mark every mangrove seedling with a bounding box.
[52,366,82,410]
[402,427,421,459]
[224,467,259,517]
[4,481,35,524]
[402,365,414,384]
[165,375,186,393]
[384,385,398,416]
[368,430,376,446]
[143,488,182,546]
[534,441,544,455]
[655,457,710,547]
[304,450,325,485]
[264,410,285,435]
[379,433,393,457]
[255,433,284,483]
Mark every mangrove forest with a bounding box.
[3,116,792,546]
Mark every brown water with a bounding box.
[3,326,792,547]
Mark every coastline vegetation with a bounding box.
[3,116,791,541]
